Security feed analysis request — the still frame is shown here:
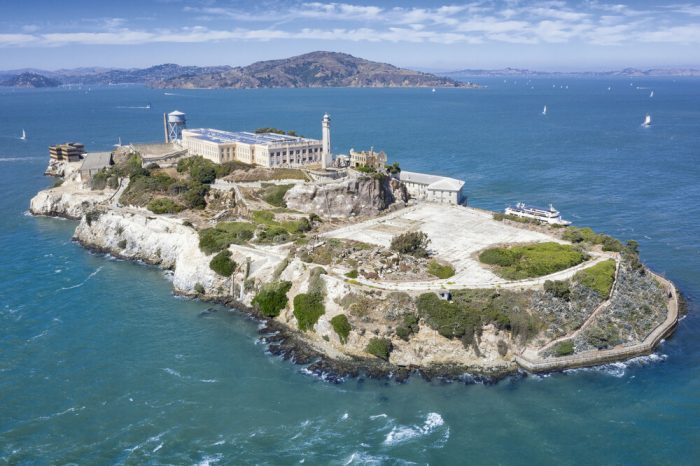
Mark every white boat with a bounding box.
[504,202,572,225]
[607,86,612,91]
[542,105,547,116]
[146,103,151,109]
[642,114,652,127]
[20,129,26,140]
[649,90,654,98]
[431,88,436,93]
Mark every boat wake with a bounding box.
[57,266,103,291]
[382,412,447,446]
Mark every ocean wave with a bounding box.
[0,157,44,163]
[343,451,397,465]
[196,454,223,466]
[564,353,668,378]
[57,266,103,291]
[38,405,85,421]
[369,414,388,420]
[163,367,183,378]
[383,412,446,446]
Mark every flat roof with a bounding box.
[400,170,465,192]
[183,128,319,146]
[80,152,112,171]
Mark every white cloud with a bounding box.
[4,2,700,49]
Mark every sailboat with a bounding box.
[114,137,122,147]
[146,103,151,109]
[20,129,26,140]
[542,105,547,116]
[642,114,652,127]
[649,90,654,98]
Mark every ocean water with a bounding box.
[1,79,699,464]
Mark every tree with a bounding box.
[209,250,237,277]
[390,231,430,258]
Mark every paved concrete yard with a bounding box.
[323,203,609,290]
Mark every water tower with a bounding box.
[164,110,186,142]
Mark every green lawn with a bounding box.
[479,242,587,280]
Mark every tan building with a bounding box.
[181,129,323,168]
[49,142,84,162]
[399,171,465,205]
[349,148,387,170]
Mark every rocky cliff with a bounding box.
[284,175,408,218]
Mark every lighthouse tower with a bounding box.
[321,113,331,169]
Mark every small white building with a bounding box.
[399,170,465,205]
[181,129,324,167]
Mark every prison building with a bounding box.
[180,129,323,168]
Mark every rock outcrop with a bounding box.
[283,175,407,218]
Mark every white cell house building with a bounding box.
[399,170,466,205]
[181,129,324,167]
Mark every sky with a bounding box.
[1,0,700,71]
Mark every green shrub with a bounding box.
[544,280,571,301]
[478,242,586,280]
[252,281,292,317]
[147,198,184,214]
[390,231,430,258]
[365,338,392,360]
[554,340,575,356]
[345,269,359,279]
[209,250,237,277]
[417,293,481,344]
[117,239,127,249]
[261,183,294,207]
[563,227,600,244]
[585,324,622,349]
[293,293,325,331]
[601,235,623,252]
[198,222,255,254]
[395,314,419,341]
[182,182,209,209]
[85,210,102,226]
[177,156,217,184]
[427,260,455,279]
[330,314,351,344]
[493,212,505,221]
[194,283,205,295]
[574,259,616,297]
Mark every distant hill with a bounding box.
[0,52,475,89]
[1,72,61,88]
[155,51,475,89]
[442,67,700,78]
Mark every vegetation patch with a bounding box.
[427,260,455,279]
[395,314,420,341]
[261,183,295,208]
[209,250,237,277]
[574,259,616,298]
[417,289,541,347]
[293,293,325,331]
[479,242,586,280]
[544,280,571,301]
[330,314,351,344]
[554,340,575,357]
[563,227,624,252]
[198,222,255,254]
[252,281,292,317]
[365,338,392,360]
[390,231,430,258]
[345,269,359,279]
[255,127,299,136]
[147,197,184,214]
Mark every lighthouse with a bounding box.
[321,113,331,169]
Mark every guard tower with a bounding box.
[321,113,331,169]
[164,110,186,143]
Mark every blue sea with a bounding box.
[1,79,699,464]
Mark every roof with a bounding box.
[80,152,113,171]
[400,170,465,192]
[183,128,319,146]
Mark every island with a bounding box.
[30,113,679,382]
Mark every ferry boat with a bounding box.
[504,202,572,225]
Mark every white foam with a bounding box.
[340,412,349,421]
[196,454,223,466]
[163,367,183,378]
[383,412,445,446]
[152,443,163,453]
[200,379,218,383]
[369,414,387,420]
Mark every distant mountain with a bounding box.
[156,51,475,89]
[442,67,700,78]
[1,72,61,88]
[57,64,234,85]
